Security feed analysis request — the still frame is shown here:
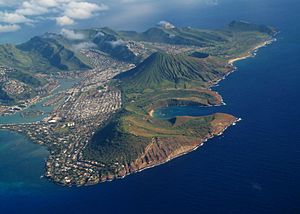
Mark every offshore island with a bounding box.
[0,21,276,186]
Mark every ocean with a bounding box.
[0,0,299,213]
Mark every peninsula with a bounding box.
[0,21,276,186]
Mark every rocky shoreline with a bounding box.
[0,29,276,187]
[228,39,275,65]
[94,114,238,184]
[92,38,275,185]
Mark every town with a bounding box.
[0,49,134,185]
[0,40,210,185]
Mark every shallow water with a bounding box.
[0,130,49,193]
[0,78,80,124]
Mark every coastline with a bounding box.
[121,37,276,186]
[0,36,276,187]
[147,38,273,120]
[98,115,239,184]
[149,109,154,117]
[228,39,275,65]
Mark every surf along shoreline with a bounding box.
[120,38,276,187]
[0,35,276,187]
[100,38,277,185]
[148,38,276,119]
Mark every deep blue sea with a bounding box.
[0,0,300,213]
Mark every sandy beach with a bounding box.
[149,109,154,117]
[228,40,274,65]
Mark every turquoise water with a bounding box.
[1,0,300,213]
[0,130,49,194]
[0,78,81,195]
[0,78,80,124]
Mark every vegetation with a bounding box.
[0,67,48,105]
[116,52,229,92]
[228,20,277,35]
[83,108,224,165]
[0,36,91,73]
[83,52,230,166]
[83,21,275,170]
[17,36,91,72]
[0,35,91,104]
[0,20,274,73]
[120,26,229,46]
[0,44,33,70]
[92,32,140,64]
[7,70,45,87]
[0,83,37,105]
[0,21,275,169]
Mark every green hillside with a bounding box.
[0,36,91,73]
[0,20,275,74]
[0,44,33,70]
[91,29,140,63]
[7,70,45,87]
[117,52,229,92]
[120,26,229,47]
[17,36,91,72]
[228,21,277,35]
[84,50,234,169]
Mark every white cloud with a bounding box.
[157,21,175,29]
[94,32,104,38]
[64,2,108,20]
[0,12,32,24]
[16,1,49,16]
[108,39,126,48]
[16,0,75,16]
[60,28,85,40]
[0,0,218,35]
[72,41,97,51]
[56,15,74,26]
[3,0,108,29]
[0,24,20,33]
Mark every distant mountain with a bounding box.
[0,36,91,73]
[117,52,229,92]
[229,21,277,35]
[91,28,140,64]
[121,26,229,46]
[17,36,91,72]
[0,20,275,74]
[0,44,34,71]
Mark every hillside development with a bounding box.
[0,21,276,185]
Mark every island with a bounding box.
[0,21,276,186]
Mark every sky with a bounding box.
[0,0,219,43]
